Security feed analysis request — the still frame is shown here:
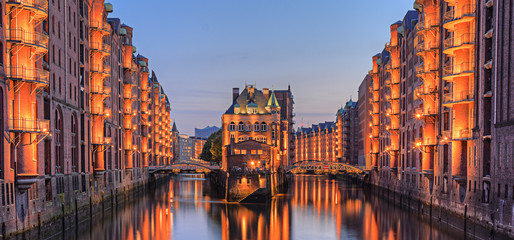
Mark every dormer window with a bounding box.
[234,103,241,114]
[247,101,258,114]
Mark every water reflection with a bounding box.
[45,174,463,240]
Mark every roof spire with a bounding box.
[266,90,280,109]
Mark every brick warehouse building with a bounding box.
[335,100,360,165]
[355,0,514,232]
[0,1,174,236]
[295,122,336,163]
[221,85,294,172]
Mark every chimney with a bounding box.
[232,88,239,102]
[263,88,269,99]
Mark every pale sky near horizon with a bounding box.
[108,0,415,135]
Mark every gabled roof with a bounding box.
[225,86,270,115]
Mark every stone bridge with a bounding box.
[149,161,220,174]
[286,160,366,175]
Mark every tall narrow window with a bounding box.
[0,89,3,179]
[71,114,78,172]
[55,106,64,173]
[0,42,3,66]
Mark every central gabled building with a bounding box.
[221,85,291,172]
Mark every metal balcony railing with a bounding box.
[443,61,474,78]
[443,90,474,104]
[444,33,475,50]
[123,108,134,115]
[90,85,111,95]
[90,41,111,54]
[90,21,110,33]
[421,138,437,146]
[415,84,438,96]
[417,13,439,32]
[6,66,50,86]
[8,118,49,133]
[91,107,111,117]
[444,4,476,24]
[454,129,472,140]
[91,64,109,75]
[422,107,439,116]
[92,136,112,145]
[7,0,49,13]
[6,28,49,50]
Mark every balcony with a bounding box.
[92,136,112,145]
[443,33,475,55]
[443,4,476,29]
[90,85,111,96]
[384,77,399,86]
[124,120,133,130]
[6,0,48,21]
[442,90,474,105]
[6,28,49,53]
[415,41,438,56]
[123,78,136,86]
[90,20,111,34]
[123,108,134,115]
[91,106,111,117]
[385,93,400,101]
[385,123,399,131]
[8,118,49,133]
[370,94,380,103]
[442,62,474,81]
[419,138,437,146]
[415,84,438,97]
[6,66,49,87]
[453,129,472,140]
[416,13,439,33]
[90,42,111,55]
[91,64,110,76]
[123,90,136,100]
[416,107,439,118]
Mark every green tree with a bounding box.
[210,130,222,164]
[199,140,212,162]
[200,129,222,164]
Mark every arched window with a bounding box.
[55,106,63,173]
[229,122,235,131]
[0,42,3,66]
[254,122,260,132]
[261,122,267,132]
[245,122,252,132]
[238,121,244,132]
[0,88,3,179]
[105,126,112,170]
[71,113,78,172]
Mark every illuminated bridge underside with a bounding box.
[149,162,220,174]
[287,161,365,175]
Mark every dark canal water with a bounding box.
[30,174,479,240]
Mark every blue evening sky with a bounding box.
[108,0,414,135]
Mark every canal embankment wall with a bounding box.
[341,174,513,239]
[2,172,171,239]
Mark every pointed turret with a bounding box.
[172,122,179,133]
[266,91,280,109]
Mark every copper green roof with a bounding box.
[266,91,280,108]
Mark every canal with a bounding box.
[23,174,490,240]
